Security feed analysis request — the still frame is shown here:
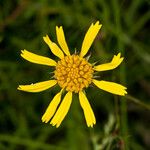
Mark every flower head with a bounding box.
[18,21,127,127]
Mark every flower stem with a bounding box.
[125,95,150,110]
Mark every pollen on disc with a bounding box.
[54,55,93,93]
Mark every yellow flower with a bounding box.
[18,21,127,128]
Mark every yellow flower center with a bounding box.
[54,55,93,93]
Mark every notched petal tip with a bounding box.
[17,86,21,90]
[56,26,62,29]
[42,118,48,123]
[90,124,93,128]
[95,21,102,29]
[17,85,27,91]
[120,57,124,62]
[56,26,63,34]
[89,121,96,127]
[42,113,49,123]
[122,89,128,96]
[87,123,95,128]
[116,53,124,60]
[43,35,51,43]
[20,49,27,55]
[41,117,45,122]
[21,49,24,53]
[50,122,59,128]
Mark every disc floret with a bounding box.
[54,55,93,93]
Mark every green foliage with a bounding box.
[0,0,150,149]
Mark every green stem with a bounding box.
[118,41,128,150]
[110,2,129,149]
[112,0,128,148]
[125,95,150,110]
[114,96,120,129]
[116,18,129,150]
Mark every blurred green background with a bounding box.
[0,0,150,150]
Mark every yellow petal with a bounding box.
[92,79,127,96]
[43,35,64,59]
[21,49,56,66]
[94,53,124,71]
[42,90,63,123]
[18,80,57,92]
[50,92,72,127]
[80,21,102,57]
[56,26,70,56]
[79,91,96,127]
